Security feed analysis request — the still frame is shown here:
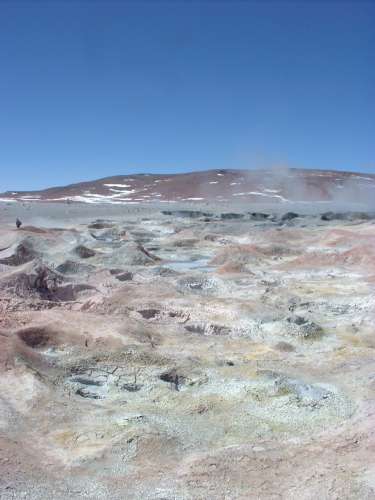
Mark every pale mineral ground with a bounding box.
[1,198,375,499]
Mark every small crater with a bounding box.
[116,271,133,282]
[88,221,115,229]
[287,316,308,326]
[249,212,271,221]
[72,377,103,386]
[178,276,217,293]
[185,324,205,335]
[109,268,123,275]
[185,323,231,336]
[76,388,102,399]
[121,383,142,392]
[159,369,185,390]
[17,327,53,349]
[220,213,244,220]
[274,341,295,352]
[138,309,159,319]
[286,316,324,338]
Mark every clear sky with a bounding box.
[0,1,374,190]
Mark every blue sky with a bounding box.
[0,1,374,190]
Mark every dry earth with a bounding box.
[1,200,375,499]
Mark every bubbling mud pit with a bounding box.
[1,202,375,499]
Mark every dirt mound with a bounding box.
[162,210,213,218]
[211,244,290,269]
[0,240,38,266]
[185,323,232,336]
[88,220,115,229]
[0,263,95,302]
[281,212,300,221]
[282,243,375,271]
[249,212,272,221]
[321,211,373,222]
[217,261,247,274]
[50,283,96,302]
[107,242,160,266]
[74,245,96,258]
[286,316,324,338]
[19,226,49,234]
[172,238,199,248]
[211,245,261,267]
[220,213,244,220]
[0,263,62,299]
[56,260,95,275]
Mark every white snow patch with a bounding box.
[54,195,141,205]
[85,190,136,199]
[84,193,122,199]
[232,191,288,201]
[54,196,98,203]
[104,183,132,188]
[249,191,288,201]
[108,188,136,194]
[209,181,218,184]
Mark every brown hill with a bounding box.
[1,168,374,204]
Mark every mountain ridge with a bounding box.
[1,168,374,204]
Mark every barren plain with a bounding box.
[1,194,375,499]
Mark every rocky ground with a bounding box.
[1,201,375,499]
